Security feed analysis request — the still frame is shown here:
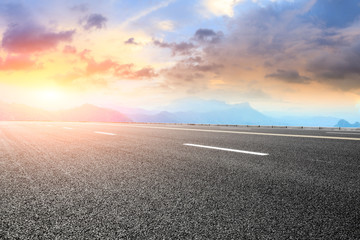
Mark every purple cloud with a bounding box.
[266,69,311,83]
[83,14,107,30]
[124,38,139,45]
[153,40,196,56]
[1,23,75,54]
[70,4,89,12]
[193,28,223,44]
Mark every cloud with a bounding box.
[70,4,89,12]
[187,1,360,89]
[156,0,360,96]
[265,69,311,83]
[193,28,223,43]
[202,0,245,17]
[153,40,196,56]
[307,40,360,89]
[82,14,107,30]
[63,45,77,54]
[85,59,120,75]
[74,52,157,80]
[1,23,75,54]
[129,67,158,79]
[306,0,360,28]
[193,63,224,72]
[159,56,223,92]
[121,0,175,27]
[0,55,37,71]
[156,20,175,31]
[0,3,32,23]
[124,37,139,45]
[57,57,157,89]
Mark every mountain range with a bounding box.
[0,102,131,122]
[128,100,274,125]
[0,98,357,127]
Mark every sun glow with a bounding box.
[40,89,62,101]
[33,89,68,110]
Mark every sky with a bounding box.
[0,0,360,119]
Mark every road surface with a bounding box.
[1,122,360,239]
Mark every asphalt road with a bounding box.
[1,121,360,239]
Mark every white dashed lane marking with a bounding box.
[94,131,117,136]
[184,143,269,156]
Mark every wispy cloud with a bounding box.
[70,3,89,13]
[120,0,176,27]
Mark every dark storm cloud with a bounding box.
[82,14,107,30]
[124,37,138,45]
[266,69,311,83]
[153,40,196,56]
[193,28,223,43]
[1,23,75,54]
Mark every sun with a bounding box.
[36,89,67,109]
[32,88,68,110]
[41,89,62,101]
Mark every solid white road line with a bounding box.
[94,131,116,136]
[326,132,360,135]
[63,127,73,130]
[114,124,360,141]
[184,143,269,156]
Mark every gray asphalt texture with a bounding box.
[1,122,360,239]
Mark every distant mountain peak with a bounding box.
[335,119,360,128]
[164,97,252,113]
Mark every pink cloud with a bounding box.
[0,55,37,71]
[1,23,75,54]
[63,45,77,54]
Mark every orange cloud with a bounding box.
[0,55,37,71]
